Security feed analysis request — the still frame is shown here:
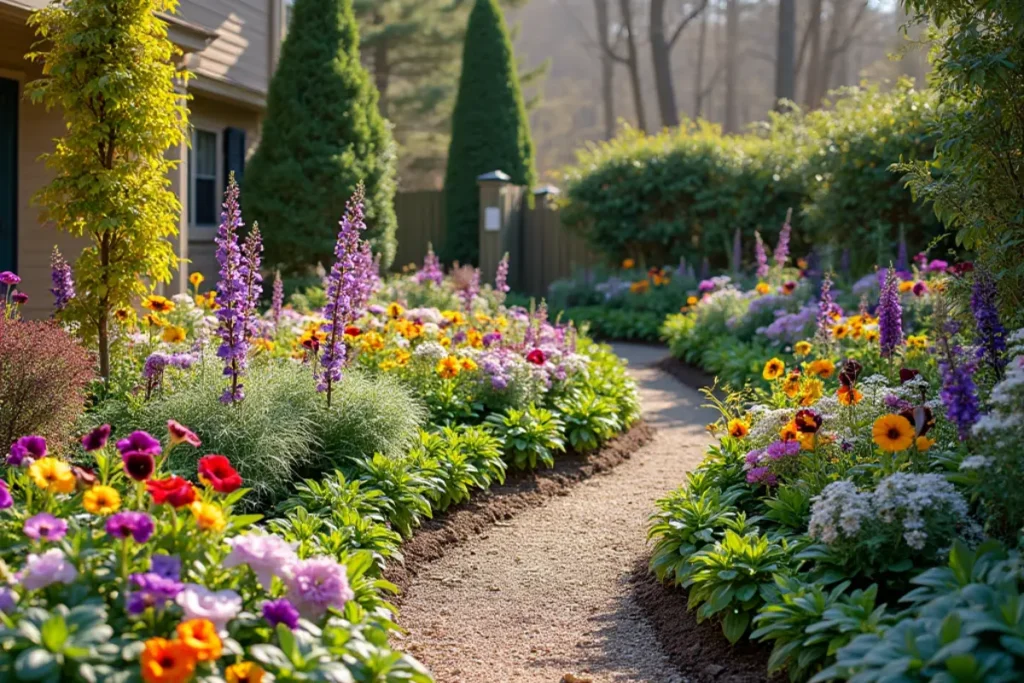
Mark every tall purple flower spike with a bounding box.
[416,244,443,286]
[773,208,792,268]
[241,224,264,346]
[878,267,903,358]
[971,269,1007,378]
[49,246,75,312]
[272,270,284,329]
[215,175,248,404]
[754,232,769,278]
[495,253,510,302]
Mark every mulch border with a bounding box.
[384,421,655,597]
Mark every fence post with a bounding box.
[477,170,523,290]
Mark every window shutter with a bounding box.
[223,127,246,187]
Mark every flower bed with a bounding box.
[647,257,1024,681]
[0,182,641,682]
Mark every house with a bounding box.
[0,0,294,318]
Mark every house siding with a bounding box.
[178,0,274,98]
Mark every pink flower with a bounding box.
[23,513,68,541]
[223,534,298,590]
[176,584,243,634]
[167,420,201,448]
[283,556,354,619]
[17,549,78,590]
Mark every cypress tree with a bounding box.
[245,0,398,272]
[442,0,536,265]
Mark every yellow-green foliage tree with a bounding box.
[27,0,189,379]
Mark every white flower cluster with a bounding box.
[412,341,448,363]
[747,407,794,440]
[809,481,873,544]
[972,327,1024,447]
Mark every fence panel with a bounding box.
[393,190,445,271]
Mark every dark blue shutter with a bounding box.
[223,127,246,188]
[0,78,17,273]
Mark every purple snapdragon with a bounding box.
[49,247,74,312]
[754,232,769,278]
[971,270,1007,378]
[495,253,510,302]
[240,224,264,346]
[460,267,480,314]
[215,177,249,403]
[416,244,443,286]
[272,270,284,330]
[773,210,792,268]
[878,267,904,358]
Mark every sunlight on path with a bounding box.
[395,343,716,683]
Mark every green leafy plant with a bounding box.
[762,484,813,531]
[485,404,565,470]
[351,453,436,538]
[556,390,621,452]
[444,425,507,488]
[648,486,741,585]
[0,604,117,681]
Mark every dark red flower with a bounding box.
[344,326,361,337]
[72,465,97,491]
[81,424,111,452]
[781,281,797,294]
[838,359,863,388]
[167,420,201,448]
[197,455,243,494]
[122,451,156,481]
[794,409,823,434]
[146,476,197,508]
[899,368,921,384]
[900,405,936,437]
[949,262,974,277]
[526,349,546,365]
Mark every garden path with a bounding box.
[395,343,717,683]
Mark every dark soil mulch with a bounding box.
[384,421,655,596]
[630,555,774,682]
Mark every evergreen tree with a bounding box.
[442,0,536,265]
[245,0,397,272]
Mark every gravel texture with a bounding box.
[395,343,718,682]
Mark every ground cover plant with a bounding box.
[648,254,1024,681]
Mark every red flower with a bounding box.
[899,368,921,384]
[344,326,361,337]
[197,455,243,494]
[949,262,974,277]
[526,349,546,365]
[146,476,197,508]
[167,420,201,448]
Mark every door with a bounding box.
[0,77,17,273]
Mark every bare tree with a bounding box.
[774,0,795,107]
[693,4,709,116]
[594,0,616,138]
[650,0,709,127]
[616,0,648,131]
[724,0,739,132]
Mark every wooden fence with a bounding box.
[394,176,601,297]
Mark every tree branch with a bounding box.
[668,0,709,48]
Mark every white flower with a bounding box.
[176,584,243,634]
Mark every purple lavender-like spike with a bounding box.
[241,223,264,345]
[754,232,769,278]
[319,184,373,406]
[495,253,510,303]
[732,228,743,274]
[878,267,904,358]
[971,269,1007,378]
[416,244,443,286]
[939,344,980,440]
[272,270,284,329]
[815,272,836,343]
[49,246,75,312]
[215,175,248,404]
[460,267,480,314]
[773,209,792,268]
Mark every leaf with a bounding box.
[722,610,751,644]
[40,616,68,653]
[14,648,59,681]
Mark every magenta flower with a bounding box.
[24,513,68,542]
[283,556,354,619]
[263,598,301,630]
[773,212,791,268]
[7,435,47,467]
[11,292,27,305]
[912,281,928,297]
[81,424,111,452]
[17,549,77,590]
[495,253,510,299]
[116,431,161,457]
[167,420,201,448]
[0,271,20,286]
[415,244,443,286]
[106,512,155,543]
[127,573,183,615]
[122,451,156,482]
[754,232,769,278]
[0,480,13,510]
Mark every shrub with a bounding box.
[244,0,398,271]
[485,404,565,470]
[0,317,93,452]
[442,0,536,265]
[556,390,620,452]
[350,453,435,539]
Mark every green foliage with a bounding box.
[485,404,565,470]
[648,485,743,585]
[560,83,942,273]
[563,306,665,342]
[350,453,435,539]
[27,0,189,377]
[0,604,116,681]
[442,424,507,488]
[442,0,536,264]
[245,0,398,272]
[556,390,620,452]
[761,484,814,531]
[578,341,642,427]
[896,0,1024,326]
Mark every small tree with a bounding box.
[27,0,188,380]
[245,0,398,273]
[442,0,536,265]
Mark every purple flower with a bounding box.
[896,236,909,273]
[215,177,250,404]
[415,244,443,286]
[319,185,375,404]
[240,224,264,346]
[927,259,948,273]
[150,554,182,581]
[0,480,13,509]
[49,247,74,312]
[971,269,1007,378]
[698,279,716,294]
[263,598,301,630]
[0,587,16,613]
[116,431,161,457]
[7,435,47,467]
[223,533,298,590]
[283,556,355,619]
[815,273,840,345]
[878,267,903,358]
[744,448,765,467]
[939,345,981,441]
[11,292,27,305]
[774,211,792,268]
[765,440,801,460]
[460,267,481,314]
[272,270,284,328]
[24,513,68,541]
[0,271,20,286]
[81,424,111,452]
[482,331,502,348]
[495,252,510,299]
[746,467,778,486]
[106,512,155,543]
[17,548,77,590]
[122,451,155,482]
[754,232,769,278]
[127,573,183,614]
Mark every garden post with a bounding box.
[477,170,524,290]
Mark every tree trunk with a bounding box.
[372,9,390,118]
[594,0,616,139]
[650,0,679,128]
[802,0,824,107]
[724,0,739,133]
[818,0,848,101]
[774,0,796,107]
[618,0,647,132]
[694,6,709,117]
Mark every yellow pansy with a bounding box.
[189,272,204,289]
[142,295,175,313]
[83,485,122,515]
[162,326,187,344]
[755,282,771,295]
[190,501,227,532]
[29,458,76,494]
[793,341,812,357]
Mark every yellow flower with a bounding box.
[386,302,404,318]
[837,386,863,406]
[808,359,835,379]
[459,357,478,371]
[622,258,636,269]
[686,296,699,306]
[727,419,749,438]
[190,501,227,532]
[799,379,824,406]
[797,431,816,451]
[83,485,121,515]
[442,310,466,326]
[466,329,483,348]
[226,662,266,683]
[864,329,879,343]
[29,458,76,494]
[393,349,411,366]
[780,421,799,442]
[899,280,915,293]
[189,272,204,289]
[755,282,771,295]
[762,358,786,380]
[832,323,850,339]
[436,356,460,379]
[253,338,276,353]
[439,336,451,348]
[142,295,175,314]
[493,315,509,329]
[143,314,167,328]
[782,372,802,398]
[360,331,385,352]
[872,414,915,452]
[397,320,423,340]
[379,359,399,371]
[162,325,187,344]
[793,341,812,357]
[916,436,936,452]
[114,307,135,324]
[906,335,928,349]
[474,312,492,325]
[652,272,670,286]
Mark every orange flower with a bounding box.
[436,356,460,379]
[176,618,222,662]
[872,414,915,452]
[142,295,175,314]
[686,296,698,306]
[629,280,650,294]
[727,419,749,439]
[140,638,197,683]
[755,282,771,295]
[226,662,266,683]
[837,385,863,406]
[782,372,802,398]
[780,421,799,441]
[762,358,786,380]
[799,379,824,406]
[189,501,227,532]
[899,280,915,293]
[622,258,636,269]
[797,431,816,451]
[916,436,936,452]
[807,359,835,379]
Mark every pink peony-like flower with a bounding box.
[282,556,354,619]
[176,584,243,634]
[167,420,201,448]
[17,548,78,590]
[223,533,298,590]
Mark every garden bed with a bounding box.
[386,420,654,595]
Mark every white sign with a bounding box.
[484,207,501,231]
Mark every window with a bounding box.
[190,129,218,226]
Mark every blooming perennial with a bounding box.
[214,177,249,403]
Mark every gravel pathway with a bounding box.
[395,343,717,683]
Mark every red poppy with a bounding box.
[526,349,546,365]
[344,326,361,337]
[146,476,197,508]
[197,455,243,494]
